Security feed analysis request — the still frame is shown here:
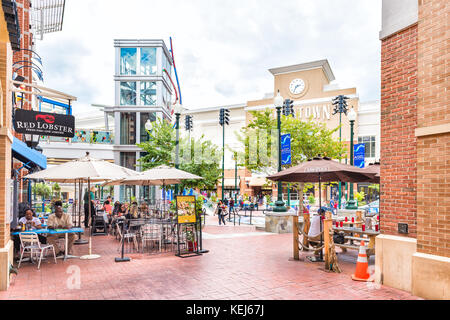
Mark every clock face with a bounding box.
[289,78,306,95]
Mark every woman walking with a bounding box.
[215,200,227,226]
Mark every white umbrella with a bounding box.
[25,152,138,260]
[26,153,137,182]
[103,165,203,213]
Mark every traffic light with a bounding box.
[332,95,349,115]
[282,99,295,117]
[185,115,193,131]
[219,108,230,126]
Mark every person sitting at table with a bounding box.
[18,208,43,231]
[119,203,128,217]
[13,208,47,256]
[46,205,75,257]
[139,202,149,217]
[308,208,325,258]
[129,201,139,219]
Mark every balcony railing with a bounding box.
[42,129,114,144]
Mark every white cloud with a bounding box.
[35,0,381,115]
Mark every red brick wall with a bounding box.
[416,0,450,257]
[380,24,418,237]
[0,40,13,249]
[12,0,33,114]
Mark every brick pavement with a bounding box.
[0,218,421,300]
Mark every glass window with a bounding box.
[120,112,136,145]
[140,82,157,106]
[140,48,157,75]
[120,48,137,75]
[140,112,157,142]
[120,152,136,170]
[120,82,136,105]
[358,136,376,158]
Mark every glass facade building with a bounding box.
[107,39,173,202]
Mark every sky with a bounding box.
[35,0,382,116]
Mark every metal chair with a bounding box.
[18,232,57,269]
[116,223,138,252]
[140,224,162,253]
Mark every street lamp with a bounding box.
[174,102,184,196]
[273,90,287,212]
[346,107,358,209]
[23,134,40,149]
[144,119,153,132]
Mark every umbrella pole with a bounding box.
[74,179,88,245]
[162,182,165,219]
[80,178,100,260]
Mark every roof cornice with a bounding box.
[268,59,335,82]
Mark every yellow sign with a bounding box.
[176,196,197,224]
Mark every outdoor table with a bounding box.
[332,226,380,256]
[12,227,84,261]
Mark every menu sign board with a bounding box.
[13,109,75,138]
[176,196,197,224]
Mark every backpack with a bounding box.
[333,232,345,244]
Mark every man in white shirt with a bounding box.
[308,208,325,257]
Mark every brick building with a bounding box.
[0,0,68,291]
[376,0,449,299]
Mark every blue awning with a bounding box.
[11,137,47,169]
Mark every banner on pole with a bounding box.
[281,134,291,165]
[354,143,365,168]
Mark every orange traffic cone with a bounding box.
[351,241,374,282]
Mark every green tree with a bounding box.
[137,118,222,192]
[32,183,52,201]
[236,109,347,204]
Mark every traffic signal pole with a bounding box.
[222,120,225,201]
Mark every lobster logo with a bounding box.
[35,114,55,124]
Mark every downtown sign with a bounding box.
[13,109,75,138]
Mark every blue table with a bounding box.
[12,228,84,260]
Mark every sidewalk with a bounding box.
[0,219,420,300]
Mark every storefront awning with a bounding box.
[12,137,47,169]
[249,177,267,187]
[218,178,240,188]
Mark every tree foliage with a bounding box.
[236,109,347,174]
[32,183,52,200]
[137,118,222,191]
[236,109,348,198]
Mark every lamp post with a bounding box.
[332,95,349,209]
[173,103,184,197]
[346,107,358,209]
[273,91,287,212]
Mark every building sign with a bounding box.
[176,195,197,224]
[354,143,365,168]
[13,109,75,138]
[281,133,291,165]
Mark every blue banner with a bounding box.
[354,143,365,168]
[281,134,291,165]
